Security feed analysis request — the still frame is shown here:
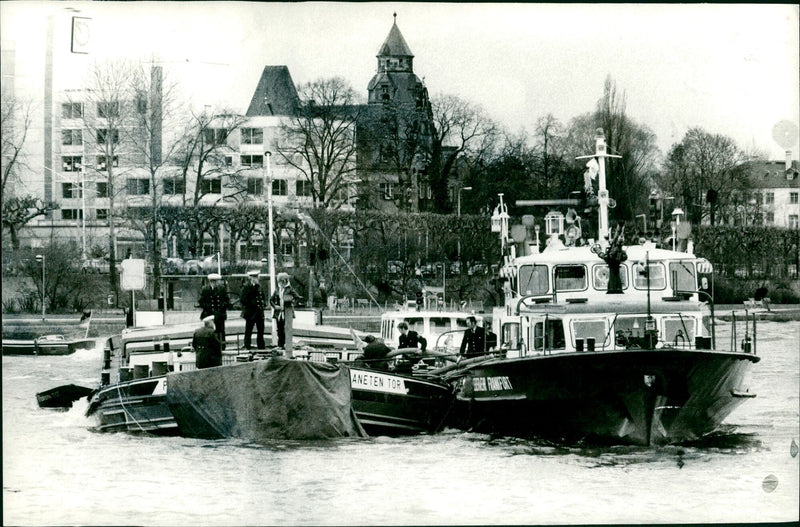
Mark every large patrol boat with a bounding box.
[444,129,760,446]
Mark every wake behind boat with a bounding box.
[443,129,760,446]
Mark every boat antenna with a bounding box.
[576,128,621,246]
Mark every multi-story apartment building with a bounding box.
[8,16,438,262]
[742,154,799,229]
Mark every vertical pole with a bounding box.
[595,133,610,244]
[81,163,86,260]
[265,151,277,346]
[42,255,46,321]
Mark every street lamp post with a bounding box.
[35,254,45,321]
[457,186,472,263]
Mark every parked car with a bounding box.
[81,258,120,274]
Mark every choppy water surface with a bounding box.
[3,321,798,525]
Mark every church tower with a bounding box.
[367,14,427,107]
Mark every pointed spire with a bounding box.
[378,13,413,57]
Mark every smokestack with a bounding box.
[786,150,793,171]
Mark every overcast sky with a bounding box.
[2,2,798,161]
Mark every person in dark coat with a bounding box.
[361,335,392,371]
[397,321,427,352]
[460,315,487,358]
[198,273,232,347]
[240,270,267,349]
[193,315,222,369]
[269,272,295,348]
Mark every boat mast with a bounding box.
[576,128,621,247]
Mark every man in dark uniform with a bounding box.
[460,315,487,358]
[198,273,232,348]
[193,315,222,368]
[396,321,426,373]
[240,270,267,349]
[360,335,392,371]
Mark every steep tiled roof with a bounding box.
[744,159,799,189]
[245,66,300,117]
[378,21,413,58]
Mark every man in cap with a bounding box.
[269,272,295,348]
[193,315,222,369]
[240,270,267,349]
[198,273,232,348]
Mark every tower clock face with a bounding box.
[72,17,91,53]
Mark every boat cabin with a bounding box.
[380,310,485,351]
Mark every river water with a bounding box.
[3,321,799,526]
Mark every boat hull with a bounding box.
[86,376,178,435]
[447,349,759,445]
[349,368,454,436]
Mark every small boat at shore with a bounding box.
[2,335,96,356]
[442,129,760,446]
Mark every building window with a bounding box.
[61,129,82,146]
[163,177,185,195]
[790,215,799,230]
[61,209,82,220]
[200,178,221,194]
[240,128,263,145]
[225,155,233,167]
[97,101,120,119]
[61,102,83,119]
[296,179,313,197]
[790,192,798,204]
[203,128,228,145]
[379,182,394,200]
[766,212,774,224]
[97,128,120,145]
[126,178,150,196]
[96,155,119,170]
[765,192,774,205]
[272,179,287,196]
[96,208,108,220]
[247,178,264,195]
[240,154,263,168]
[61,182,82,199]
[61,156,82,172]
[96,182,108,198]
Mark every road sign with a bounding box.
[121,259,146,290]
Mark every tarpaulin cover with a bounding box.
[166,358,367,440]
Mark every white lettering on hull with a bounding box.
[473,376,513,392]
[351,371,409,394]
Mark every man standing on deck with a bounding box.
[240,270,267,349]
[193,315,222,368]
[198,273,232,348]
[460,315,487,358]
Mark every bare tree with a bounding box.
[660,127,748,225]
[72,58,139,304]
[277,77,361,211]
[2,88,58,248]
[428,93,499,212]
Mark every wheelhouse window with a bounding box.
[632,262,666,290]
[518,264,549,296]
[614,316,649,343]
[662,316,696,346]
[403,317,425,335]
[532,318,565,351]
[502,322,520,349]
[554,265,587,292]
[592,264,628,291]
[571,319,609,348]
[668,262,696,294]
